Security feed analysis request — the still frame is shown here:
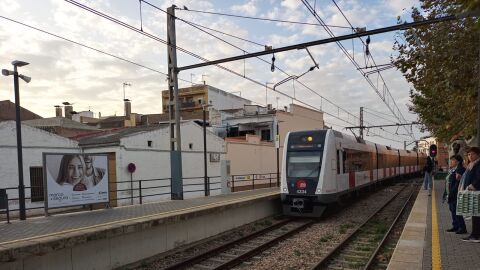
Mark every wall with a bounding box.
[83,122,226,206]
[207,86,251,111]
[0,121,80,215]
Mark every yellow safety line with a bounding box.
[0,191,279,246]
[431,181,442,270]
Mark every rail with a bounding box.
[1,172,280,221]
[230,173,280,192]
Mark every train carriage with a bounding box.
[281,129,424,217]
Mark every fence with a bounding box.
[1,172,278,221]
[230,173,280,192]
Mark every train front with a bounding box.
[281,130,328,217]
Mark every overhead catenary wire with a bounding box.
[65,0,363,128]
[301,0,414,140]
[175,7,353,29]
[145,0,408,143]
[0,15,195,85]
[64,0,408,144]
[329,0,415,139]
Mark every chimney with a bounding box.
[124,99,131,118]
[55,105,62,117]
[62,102,73,119]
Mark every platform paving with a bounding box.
[0,188,278,245]
[390,178,480,270]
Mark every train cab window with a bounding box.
[287,151,322,178]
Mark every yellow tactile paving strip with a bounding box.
[431,182,442,270]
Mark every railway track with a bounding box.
[309,184,418,270]
[164,218,315,270]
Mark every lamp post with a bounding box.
[2,60,31,220]
[202,103,212,196]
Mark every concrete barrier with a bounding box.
[0,192,280,270]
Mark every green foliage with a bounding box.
[392,0,479,141]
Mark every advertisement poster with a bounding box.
[43,153,109,208]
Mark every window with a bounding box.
[189,143,193,150]
[261,129,271,141]
[29,167,44,202]
[337,150,340,174]
[287,151,322,178]
[147,140,152,147]
[343,149,374,173]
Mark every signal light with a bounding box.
[429,144,437,158]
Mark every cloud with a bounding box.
[231,0,258,16]
[0,0,426,147]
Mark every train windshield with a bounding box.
[287,151,322,178]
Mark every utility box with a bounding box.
[221,160,231,194]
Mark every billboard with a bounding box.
[43,153,109,209]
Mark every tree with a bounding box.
[392,0,479,142]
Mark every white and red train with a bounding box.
[280,129,426,217]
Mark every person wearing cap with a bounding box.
[445,155,467,234]
[461,146,480,242]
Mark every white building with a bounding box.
[0,121,80,214]
[78,121,226,205]
[0,120,227,216]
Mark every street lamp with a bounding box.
[2,60,31,220]
[202,102,212,196]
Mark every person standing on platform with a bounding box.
[461,147,480,242]
[445,155,467,234]
[424,156,434,196]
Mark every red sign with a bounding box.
[296,179,307,189]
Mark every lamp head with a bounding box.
[12,60,29,67]
[18,74,31,83]
[1,69,14,76]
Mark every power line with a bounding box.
[328,0,414,139]
[175,7,353,29]
[136,1,368,128]
[65,0,408,143]
[0,15,195,85]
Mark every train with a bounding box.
[280,129,426,217]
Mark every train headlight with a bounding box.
[283,188,287,192]
[316,189,321,193]
[307,136,313,142]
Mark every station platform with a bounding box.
[0,188,279,270]
[388,179,480,270]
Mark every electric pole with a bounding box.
[167,5,183,200]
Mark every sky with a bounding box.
[0,0,425,148]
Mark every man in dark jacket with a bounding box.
[461,147,480,242]
[424,156,434,195]
[445,155,466,234]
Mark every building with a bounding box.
[78,121,226,205]
[161,85,251,113]
[0,120,228,217]
[22,117,100,138]
[217,104,325,182]
[0,100,42,121]
[0,121,80,215]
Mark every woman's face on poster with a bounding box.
[67,156,84,183]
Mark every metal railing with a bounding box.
[0,175,222,221]
[230,173,280,192]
